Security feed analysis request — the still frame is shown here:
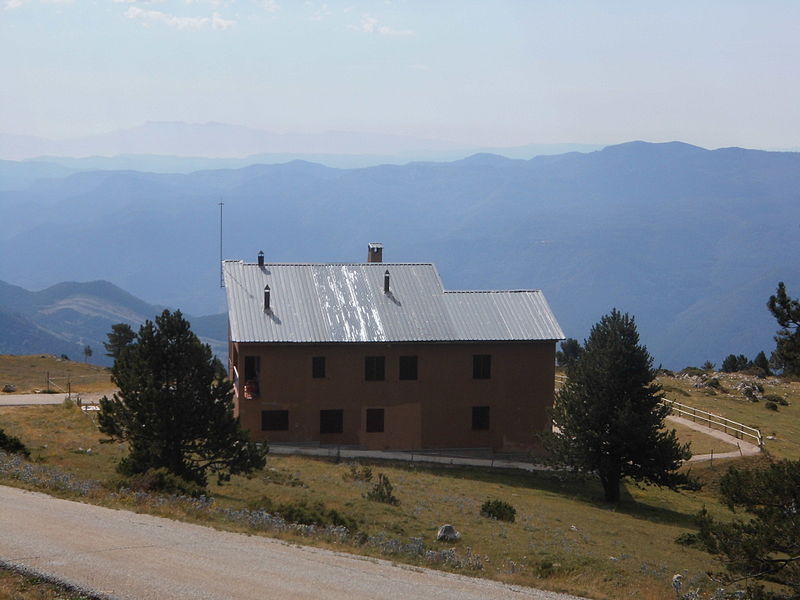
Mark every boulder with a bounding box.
[2,384,16,393]
[436,524,461,542]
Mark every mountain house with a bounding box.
[223,244,564,454]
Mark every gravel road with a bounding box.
[0,485,587,600]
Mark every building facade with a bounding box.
[224,245,563,453]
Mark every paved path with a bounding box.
[666,415,761,461]
[0,392,106,406]
[0,485,586,600]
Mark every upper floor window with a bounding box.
[473,354,491,379]
[399,355,418,380]
[365,356,385,381]
[312,356,326,379]
[244,355,260,381]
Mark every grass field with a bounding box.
[0,355,112,395]
[0,401,758,600]
[658,371,800,460]
[1,362,797,599]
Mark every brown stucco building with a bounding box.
[223,245,564,453]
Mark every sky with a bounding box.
[2,0,799,149]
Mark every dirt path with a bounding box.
[666,415,761,461]
[0,485,586,600]
[0,392,108,406]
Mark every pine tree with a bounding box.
[753,351,771,376]
[767,282,800,376]
[555,338,583,368]
[104,323,135,361]
[98,310,266,488]
[694,460,800,599]
[548,309,691,502]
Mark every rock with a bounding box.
[436,524,461,542]
[2,384,16,393]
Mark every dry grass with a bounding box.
[0,355,112,395]
[667,420,739,456]
[0,401,751,600]
[658,371,800,459]
[0,567,95,600]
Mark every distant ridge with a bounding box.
[0,280,226,366]
[2,140,799,368]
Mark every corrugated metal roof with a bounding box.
[224,261,564,343]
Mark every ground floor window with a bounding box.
[320,409,344,434]
[472,406,490,430]
[262,410,288,431]
[365,408,384,433]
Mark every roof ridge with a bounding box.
[444,289,542,294]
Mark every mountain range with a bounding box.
[1,140,799,369]
[0,121,600,166]
[0,279,226,366]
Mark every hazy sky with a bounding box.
[2,1,799,148]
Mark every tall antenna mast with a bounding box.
[219,201,224,288]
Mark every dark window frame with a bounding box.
[365,408,385,433]
[320,409,344,434]
[364,356,386,381]
[261,410,289,431]
[312,356,326,379]
[472,406,490,431]
[473,354,492,379]
[398,355,418,380]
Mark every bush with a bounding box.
[0,428,30,458]
[480,499,516,522]
[765,401,779,411]
[680,367,705,377]
[763,394,789,406]
[342,463,373,482]
[121,467,205,497]
[247,496,358,530]
[365,473,399,505]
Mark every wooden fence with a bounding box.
[659,398,763,448]
[553,375,762,448]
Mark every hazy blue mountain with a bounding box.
[0,280,227,366]
[1,122,468,160]
[2,141,799,368]
[0,159,77,191]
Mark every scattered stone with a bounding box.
[736,381,762,402]
[436,524,461,542]
[2,384,16,393]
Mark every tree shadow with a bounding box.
[390,462,700,529]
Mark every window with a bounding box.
[472,406,490,431]
[320,409,344,434]
[244,356,260,380]
[399,355,418,380]
[261,410,288,431]
[473,354,491,379]
[366,408,384,433]
[244,356,261,399]
[365,356,385,381]
[312,356,326,379]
